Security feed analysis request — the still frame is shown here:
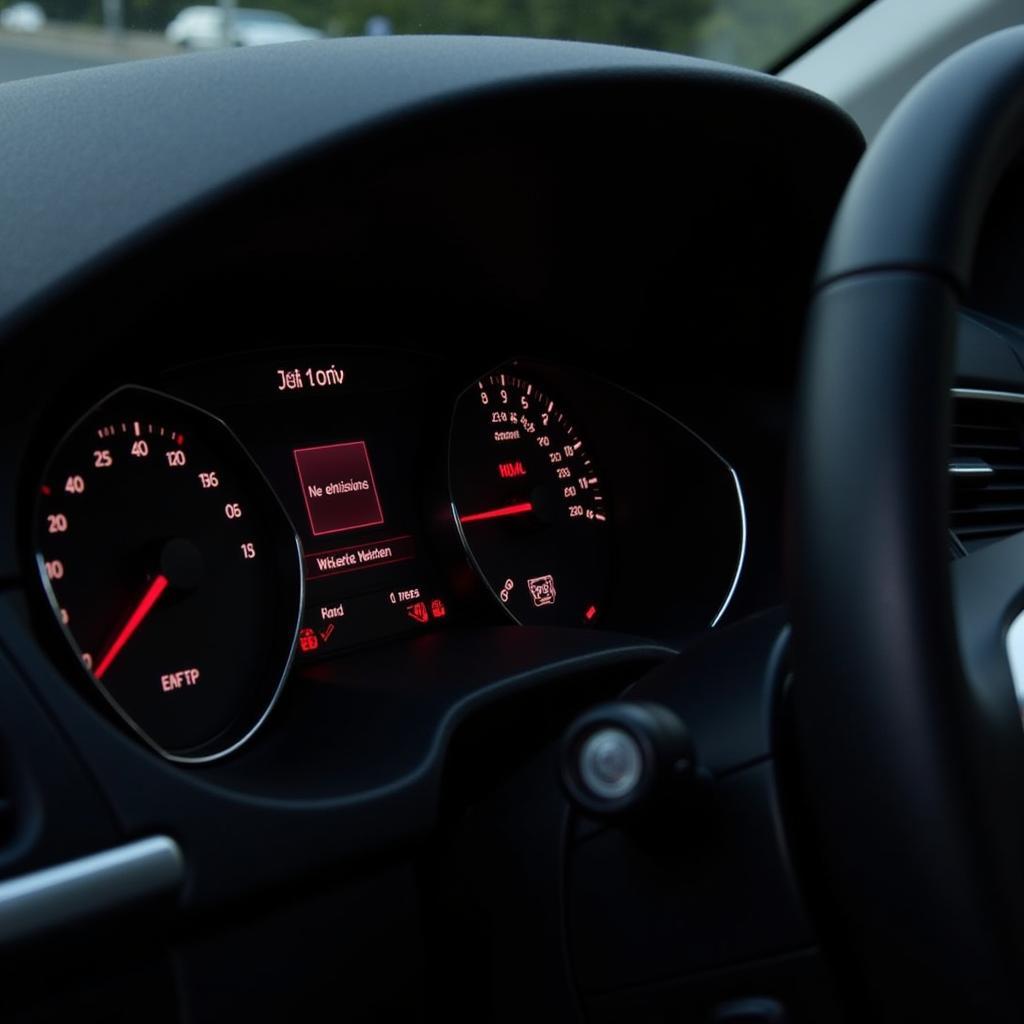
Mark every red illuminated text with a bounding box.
[497,460,527,479]
[277,365,345,391]
[161,668,200,692]
[316,543,390,572]
[305,536,416,581]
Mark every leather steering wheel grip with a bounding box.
[791,27,1024,1022]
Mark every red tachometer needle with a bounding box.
[93,574,169,680]
[459,501,534,524]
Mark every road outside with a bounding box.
[0,23,175,83]
[0,1,847,85]
[0,42,97,79]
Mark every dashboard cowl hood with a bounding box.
[0,35,856,336]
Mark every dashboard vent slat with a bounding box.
[950,395,1024,553]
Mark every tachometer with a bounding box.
[449,370,610,626]
[33,386,303,762]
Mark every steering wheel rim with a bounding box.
[792,27,1024,1020]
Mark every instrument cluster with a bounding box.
[30,348,745,761]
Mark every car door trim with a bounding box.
[0,835,183,945]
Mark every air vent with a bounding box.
[950,394,1024,553]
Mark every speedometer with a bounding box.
[33,386,303,762]
[449,370,610,626]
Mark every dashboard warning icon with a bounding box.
[527,575,557,608]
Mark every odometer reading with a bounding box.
[449,371,610,626]
[34,387,303,762]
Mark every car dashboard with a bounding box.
[1,33,962,1022]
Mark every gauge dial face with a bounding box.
[33,387,303,761]
[449,371,610,626]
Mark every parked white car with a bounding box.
[165,6,322,49]
[0,1,46,32]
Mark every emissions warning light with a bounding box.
[298,627,320,653]
[293,440,384,536]
[406,601,430,624]
[527,575,557,608]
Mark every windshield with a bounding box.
[0,0,862,84]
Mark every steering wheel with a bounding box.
[792,25,1024,1021]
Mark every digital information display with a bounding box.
[289,437,447,659]
[293,441,385,536]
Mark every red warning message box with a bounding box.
[293,441,384,536]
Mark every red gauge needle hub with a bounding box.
[94,574,169,680]
[459,502,534,524]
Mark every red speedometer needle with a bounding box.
[459,501,534,524]
[93,574,169,680]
